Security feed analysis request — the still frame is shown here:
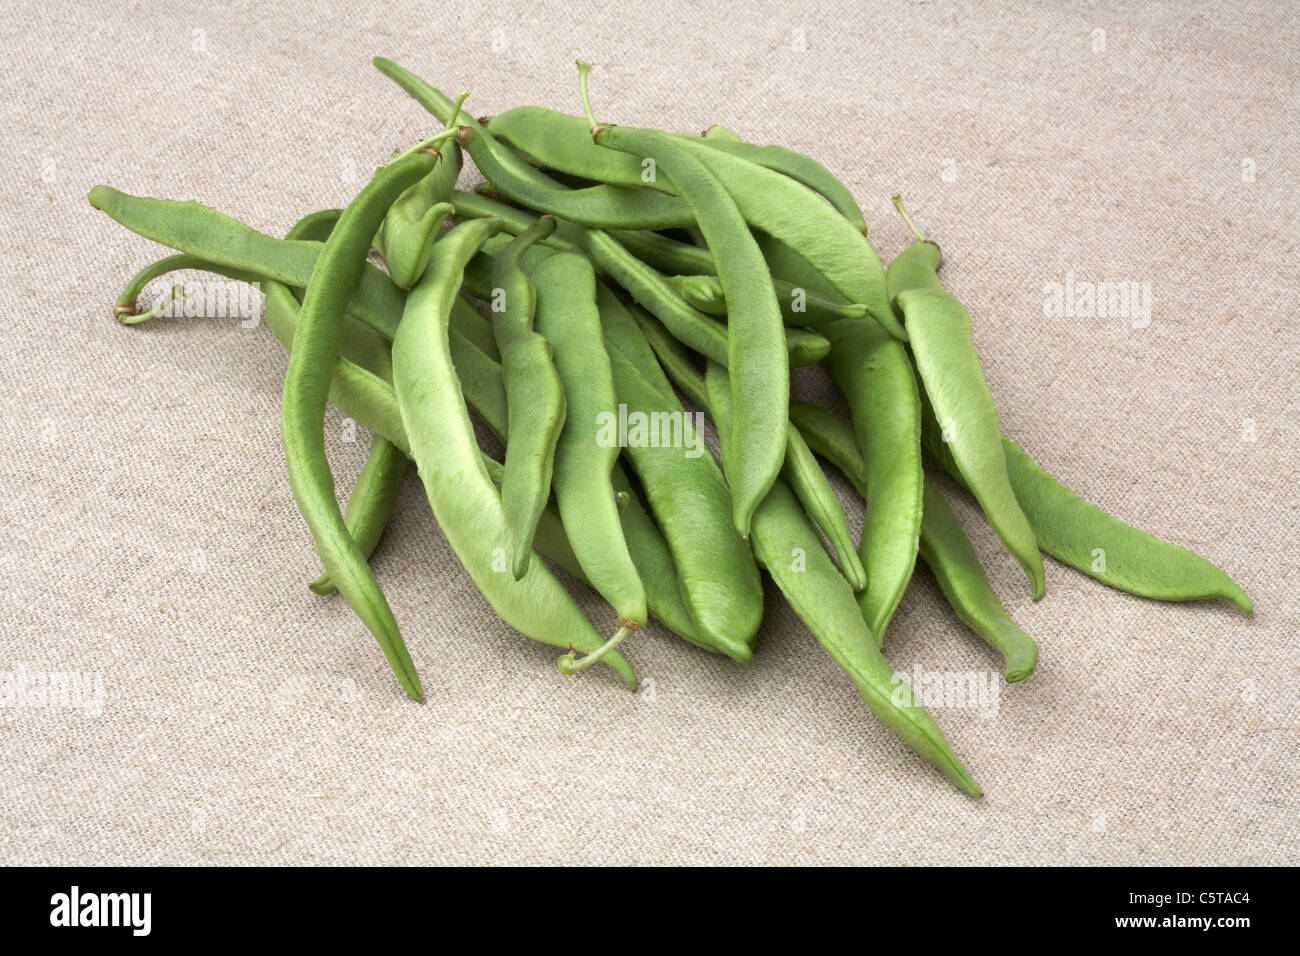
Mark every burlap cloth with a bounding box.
[1,0,1295,865]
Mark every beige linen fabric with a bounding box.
[1,0,1296,865]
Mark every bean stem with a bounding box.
[891,193,927,242]
[558,624,635,675]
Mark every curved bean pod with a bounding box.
[821,317,925,642]
[450,189,575,251]
[633,308,867,592]
[597,289,762,659]
[886,199,1043,599]
[490,217,567,579]
[791,400,1039,681]
[898,286,1045,600]
[664,272,868,326]
[677,132,868,233]
[923,421,1254,616]
[785,326,831,366]
[707,365,981,797]
[280,151,437,702]
[274,209,406,598]
[393,218,637,688]
[457,126,695,230]
[531,252,647,628]
[308,437,408,596]
[374,199,452,289]
[590,116,788,534]
[917,481,1039,682]
[374,99,464,289]
[681,146,900,340]
[113,252,261,323]
[88,185,407,340]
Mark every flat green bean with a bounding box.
[88,185,407,341]
[597,288,763,659]
[791,401,1039,681]
[280,149,438,702]
[532,251,647,628]
[821,317,925,642]
[490,217,567,579]
[393,218,637,687]
[664,272,868,326]
[888,198,1044,599]
[308,436,408,596]
[708,364,981,796]
[924,423,1254,616]
[634,309,867,592]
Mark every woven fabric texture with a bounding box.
[1,0,1296,865]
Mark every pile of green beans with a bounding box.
[89,58,1252,796]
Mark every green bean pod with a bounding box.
[707,365,981,796]
[634,308,866,592]
[88,186,406,340]
[592,121,788,535]
[789,399,1038,680]
[597,289,762,659]
[897,286,1045,600]
[884,197,1043,599]
[675,133,868,233]
[373,116,462,289]
[113,253,260,323]
[280,150,436,702]
[664,272,868,326]
[923,420,1253,616]
[393,217,637,687]
[917,482,1039,681]
[485,106,644,186]
[821,318,925,642]
[308,437,408,596]
[532,252,648,628]
[1001,441,1252,614]
[681,147,901,340]
[490,217,567,579]
[457,126,696,231]
[484,104,869,234]
[451,189,575,251]
[273,208,405,599]
[785,326,831,366]
[374,198,453,290]
[558,223,828,367]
